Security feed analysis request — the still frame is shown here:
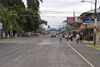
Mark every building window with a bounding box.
[97,14,100,21]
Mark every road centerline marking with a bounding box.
[35,46,37,48]
[14,56,22,61]
[67,43,94,67]
[28,50,32,52]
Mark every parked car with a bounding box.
[31,33,35,36]
[36,33,39,36]
[31,32,39,36]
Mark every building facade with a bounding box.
[79,8,100,42]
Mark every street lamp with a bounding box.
[81,0,95,4]
[81,0,97,45]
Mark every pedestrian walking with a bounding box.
[76,33,80,43]
[67,33,69,41]
[80,32,83,43]
[65,34,67,40]
[71,33,73,41]
[69,34,71,40]
[97,34,100,42]
[59,33,62,43]
[51,33,54,38]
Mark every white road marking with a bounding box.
[67,43,94,67]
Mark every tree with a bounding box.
[0,0,25,8]
[21,9,47,32]
[0,0,48,35]
[0,4,11,31]
[39,20,47,25]
[9,10,22,32]
[48,25,50,28]
[27,0,43,12]
[0,0,9,7]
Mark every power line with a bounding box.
[40,10,83,13]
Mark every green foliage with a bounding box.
[27,0,43,12]
[0,4,11,31]
[0,0,48,33]
[39,20,47,25]
[0,0,25,8]
[48,25,50,28]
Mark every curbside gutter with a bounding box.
[86,44,100,51]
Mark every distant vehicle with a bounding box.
[36,33,39,36]
[31,32,39,36]
[31,33,35,36]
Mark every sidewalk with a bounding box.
[0,37,24,41]
[73,38,100,48]
[73,38,100,44]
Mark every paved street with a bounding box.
[0,36,100,67]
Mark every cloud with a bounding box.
[22,0,27,7]
[22,0,100,28]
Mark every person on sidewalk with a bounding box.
[66,33,69,41]
[97,34,100,42]
[69,33,71,41]
[65,34,67,41]
[80,32,83,43]
[76,33,80,43]
[71,33,73,41]
[59,33,62,43]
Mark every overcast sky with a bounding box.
[22,0,100,29]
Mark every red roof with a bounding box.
[67,17,74,22]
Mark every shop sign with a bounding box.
[71,28,77,30]
[81,25,86,27]
[83,18,94,24]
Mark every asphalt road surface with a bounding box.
[0,35,100,67]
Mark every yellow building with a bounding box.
[79,8,100,42]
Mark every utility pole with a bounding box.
[81,0,97,45]
[73,11,76,28]
[73,11,76,38]
[94,0,97,45]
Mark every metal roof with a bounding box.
[85,8,100,13]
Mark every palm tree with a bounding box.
[0,4,11,31]
[27,0,43,12]
[9,10,22,32]
[0,4,12,37]
[0,4,21,37]
[0,0,13,7]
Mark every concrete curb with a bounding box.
[0,37,25,41]
[86,44,100,51]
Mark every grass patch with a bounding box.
[0,37,16,40]
[87,44,100,50]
